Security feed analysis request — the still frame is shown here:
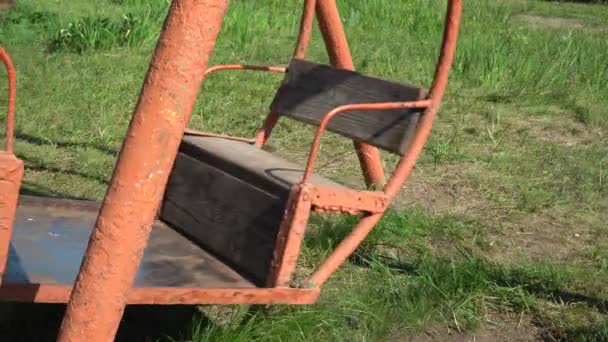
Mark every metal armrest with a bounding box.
[301,100,431,183]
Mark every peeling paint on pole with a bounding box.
[57,1,230,341]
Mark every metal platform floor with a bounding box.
[4,196,255,289]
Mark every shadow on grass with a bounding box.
[20,163,109,185]
[354,245,608,316]
[16,131,119,157]
[19,181,95,201]
[0,303,206,342]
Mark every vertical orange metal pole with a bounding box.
[315,0,385,188]
[0,48,24,286]
[293,0,316,59]
[57,1,230,341]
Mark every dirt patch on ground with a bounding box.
[392,161,599,264]
[515,116,606,146]
[486,208,596,264]
[514,14,607,33]
[516,14,585,30]
[402,312,541,342]
[394,164,490,216]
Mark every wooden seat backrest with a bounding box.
[270,59,426,154]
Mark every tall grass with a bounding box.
[3,0,607,126]
[47,0,169,53]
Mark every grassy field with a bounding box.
[1,0,607,341]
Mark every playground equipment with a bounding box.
[0,0,462,340]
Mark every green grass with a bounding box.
[1,0,607,341]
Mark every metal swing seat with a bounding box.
[0,0,462,307]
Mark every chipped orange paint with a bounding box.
[0,48,23,286]
[183,128,256,144]
[195,63,287,147]
[308,185,388,215]
[0,284,320,305]
[205,64,286,75]
[0,48,15,154]
[267,185,313,287]
[315,0,386,188]
[255,111,280,148]
[0,1,461,338]
[0,155,23,286]
[57,1,231,341]
[301,100,432,183]
[307,0,463,288]
[294,0,316,59]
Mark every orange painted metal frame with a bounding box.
[262,0,463,288]
[306,0,463,288]
[0,48,24,287]
[267,185,313,287]
[0,1,461,341]
[316,0,386,188]
[0,284,319,305]
[57,1,232,340]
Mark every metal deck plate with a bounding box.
[3,196,255,289]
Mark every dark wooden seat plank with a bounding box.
[161,136,344,285]
[270,59,425,154]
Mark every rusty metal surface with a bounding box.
[0,283,320,305]
[301,100,431,183]
[294,0,316,59]
[0,47,15,153]
[0,153,23,285]
[315,0,386,187]
[308,185,389,215]
[267,185,312,287]
[191,63,287,146]
[0,48,23,286]
[5,196,255,289]
[306,0,463,288]
[58,1,230,341]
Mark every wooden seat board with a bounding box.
[271,59,425,154]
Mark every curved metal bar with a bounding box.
[0,48,16,154]
[183,128,256,144]
[306,0,463,287]
[384,0,463,200]
[204,64,286,76]
[186,64,287,142]
[294,0,317,59]
[301,100,432,183]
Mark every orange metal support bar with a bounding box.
[294,0,317,59]
[307,0,463,288]
[301,100,432,183]
[315,0,386,188]
[267,185,312,287]
[186,64,286,145]
[0,48,15,154]
[57,1,230,341]
[0,284,320,305]
[0,48,24,286]
[205,64,286,75]
[195,63,288,149]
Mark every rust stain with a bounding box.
[316,0,385,187]
[307,0,463,287]
[57,1,231,341]
[0,284,320,305]
[0,48,23,286]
